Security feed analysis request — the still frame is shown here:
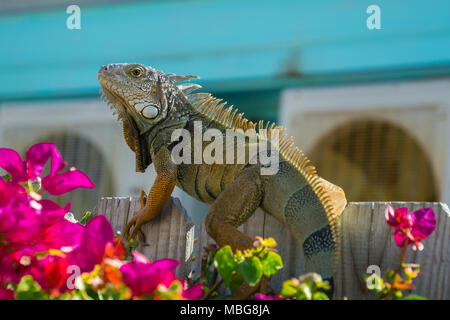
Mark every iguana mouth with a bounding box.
[99,86,151,172]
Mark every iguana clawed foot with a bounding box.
[124,190,148,243]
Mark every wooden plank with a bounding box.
[262,212,306,293]
[335,202,375,299]
[93,196,194,279]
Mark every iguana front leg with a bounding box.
[125,147,177,241]
[205,166,263,251]
[205,166,268,299]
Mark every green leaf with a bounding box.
[237,257,263,286]
[15,275,49,300]
[228,273,245,294]
[399,295,428,300]
[214,246,238,287]
[125,239,139,251]
[312,292,330,300]
[386,269,396,281]
[260,251,283,276]
[80,211,93,225]
[280,279,299,298]
[2,174,12,181]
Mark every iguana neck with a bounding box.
[145,95,201,154]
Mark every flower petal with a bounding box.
[151,258,180,272]
[385,205,398,227]
[0,148,26,182]
[120,257,179,297]
[410,208,436,241]
[132,251,151,264]
[254,293,287,300]
[0,286,14,300]
[26,143,65,179]
[67,215,114,273]
[182,283,204,300]
[42,169,95,195]
[393,230,407,248]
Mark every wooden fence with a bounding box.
[92,198,450,300]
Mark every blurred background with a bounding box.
[0,0,449,221]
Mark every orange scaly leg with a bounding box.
[124,167,177,242]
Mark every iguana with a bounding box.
[97,63,347,297]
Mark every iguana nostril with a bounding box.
[104,66,108,71]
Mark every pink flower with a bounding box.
[181,283,204,300]
[120,252,179,297]
[254,293,287,300]
[0,143,95,195]
[27,255,70,291]
[0,283,14,300]
[0,178,27,208]
[0,143,115,296]
[0,174,113,290]
[2,143,203,299]
[385,205,436,251]
[66,215,114,273]
[0,194,70,257]
[1,214,114,292]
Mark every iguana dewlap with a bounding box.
[98,63,347,295]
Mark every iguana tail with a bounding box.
[262,161,346,297]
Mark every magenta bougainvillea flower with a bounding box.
[0,281,13,300]
[1,143,202,300]
[120,252,179,297]
[0,143,95,195]
[120,252,203,299]
[0,201,113,291]
[181,281,204,300]
[385,205,436,251]
[66,215,114,272]
[19,216,114,292]
[0,143,109,293]
[254,293,287,300]
[29,255,71,291]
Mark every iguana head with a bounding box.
[98,63,200,172]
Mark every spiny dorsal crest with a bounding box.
[167,73,203,96]
[168,74,199,84]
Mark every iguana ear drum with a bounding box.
[141,105,159,119]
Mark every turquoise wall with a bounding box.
[1,0,449,103]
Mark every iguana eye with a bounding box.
[141,104,159,119]
[130,67,145,78]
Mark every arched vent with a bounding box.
[309,120,438,202]
[33,133,114,219]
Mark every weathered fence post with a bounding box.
[93,199,450,299]
[92,197,195,278]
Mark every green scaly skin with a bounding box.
[98,63,347,297]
